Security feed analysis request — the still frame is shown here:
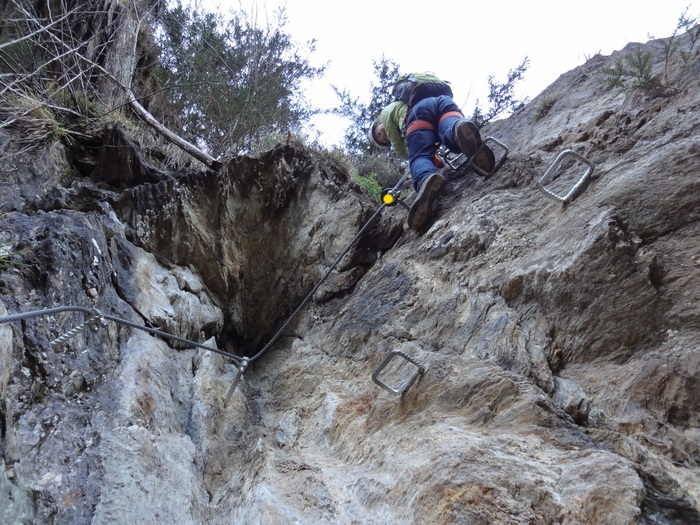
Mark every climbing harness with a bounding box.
[372,350,427,395]
[0,305,245,364]
[439,136,510,176]
[371,138,511,396]
[537,149,597,204]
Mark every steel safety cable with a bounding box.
[2,173,411,407]
[0,305,245,363]
[247,169,412,365]
[249,203,387,364]
[223,170,412,405]
[222,202,389,406]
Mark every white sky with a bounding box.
[200,0,697,146]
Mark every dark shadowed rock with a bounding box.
[1,28,699,524]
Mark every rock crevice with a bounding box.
[1,28,699,525]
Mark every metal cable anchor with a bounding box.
[50,309,103,349]
[537,149,596,204]
[372,350,426,395]
[380,188,410,210]
[224,356,249,406]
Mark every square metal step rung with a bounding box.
[442,136,509,176]
[537,149,596,204]
[470,137,509,177]
[372,350,426,395]
[442,149,467,170]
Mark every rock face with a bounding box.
[1,31,699,524]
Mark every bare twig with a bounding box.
[0,3,78,51]
[1,2,222,169]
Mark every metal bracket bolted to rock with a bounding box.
[537,149,597,204]
[439,136,510,176]
[372,350,427,395]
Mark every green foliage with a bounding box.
[0,94,70,147]
[150,1,325,157]
[354,153,404,189]
[0,242,30,269]
[627,48,661,90]
[0,39,38,76]
[602,48,661,91]
[660,7,699,84]
[533,95,556,122]
[334,55,529,157]
[1,1,325,162]
[328,56,404,194]
[602,8,699,94]
[331,55,401,156]
[354,174,383,203]
[331,55,528,194]
[468,57,530,127]
[0,2,157,152]
[602,58,627,90]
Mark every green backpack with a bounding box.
[392,72,453,107]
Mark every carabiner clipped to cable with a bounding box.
[381,187,401,206]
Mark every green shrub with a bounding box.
[354,173,383,203]
[602,47,661,91]
[0,242,30,269]
[533,95,556,121]
[355,153,403,189]
[602,8,699,94]
[469,57,530,127]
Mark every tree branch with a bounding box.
[0,3,78,51]
[128,95,223,169]
[2,2,224,171]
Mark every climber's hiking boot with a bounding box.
[471,144,496,175]
[454,119,496,175]
[454,119,481,156]
[407,173,445,231]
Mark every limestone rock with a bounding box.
[1,28,699,524]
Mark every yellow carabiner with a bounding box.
[381,188,400,206]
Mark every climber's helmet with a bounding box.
[369,118,391,149]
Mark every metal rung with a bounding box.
[372,350,426,395]
[442,137,509,177]
[470,137,509,177]
[537,149,596,204]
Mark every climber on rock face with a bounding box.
[369,73,495,232]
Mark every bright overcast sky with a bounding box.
[200,0,697,146]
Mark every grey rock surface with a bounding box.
[1,29,699,524]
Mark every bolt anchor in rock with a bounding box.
[224,356,249,407]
